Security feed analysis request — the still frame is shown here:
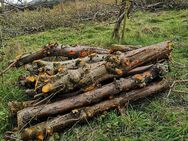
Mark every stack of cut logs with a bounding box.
[5,41,172,141]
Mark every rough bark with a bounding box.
[26,54,108,75]
[13,44,110,67]
[36,41,171,94]
[17,64,164,127]
[13,79,169,141]
[106,41,172,74]
[19,61,105,93]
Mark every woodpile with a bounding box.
[4,41,172,141]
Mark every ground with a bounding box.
[0,10,188,140]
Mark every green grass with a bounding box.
[0,10,188,140]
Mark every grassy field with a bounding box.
[0,9,188,140]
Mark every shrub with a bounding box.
[0,0,117,41]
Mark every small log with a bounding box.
[9,89,84,115]
[13,79,169,140]
[13,44,110,67]
[109,44,141,53]
[17,64,164,127]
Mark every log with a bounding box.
[13,44,110,67]
[106,41,172,74]
[26,53,108,75]
[13,79,169,140]
[17,64,164,127]
[8,89,84,115]
[37,41,171,94]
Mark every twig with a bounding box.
[172,90,188,94]
[167,79,188,97]
[174,80,188,83]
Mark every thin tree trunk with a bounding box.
[112,0,126,40]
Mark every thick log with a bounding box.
[13,79,169,140]
[38,41,171,94]
[106,41,172,73]
[17,64,164,127]
[13,44,110,67]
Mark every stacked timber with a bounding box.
[4,41,172,141]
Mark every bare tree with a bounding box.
[112,0,133,42]
[112,0,126,41]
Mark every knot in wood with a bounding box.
[68,70,82,83]
[106,55,120,64]
[88,53,97,61]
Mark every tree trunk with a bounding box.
[13,79,169,141]
[17,64,164,127]
[112,0,126,40]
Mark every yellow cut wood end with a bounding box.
[26,76,36,82]
[42,83,53,93]
[116,69,123,75]
[37,131,44,141]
